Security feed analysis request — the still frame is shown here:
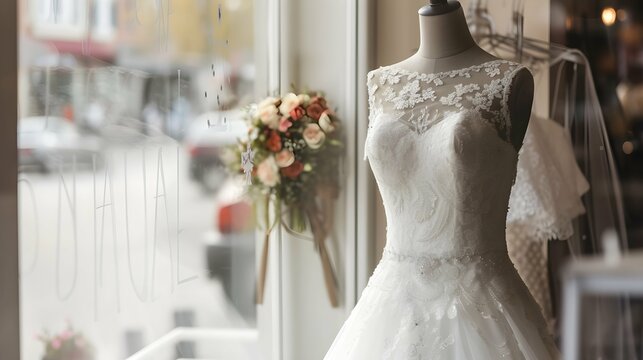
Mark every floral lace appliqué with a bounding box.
[366,59,525,140]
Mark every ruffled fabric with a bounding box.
[507,115,590,243]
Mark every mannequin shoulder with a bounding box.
[507,66,534,151]
[509,67,534,96]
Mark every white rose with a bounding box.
[257,104,280,129]
[256,156,280,187]
[257,96,278,110]
[318,111,335,133]
[303,123,326,149]
[275,149,295,168]
[278,93,300,116]
[297,94,311,107]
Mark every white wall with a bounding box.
[280,0,352,357]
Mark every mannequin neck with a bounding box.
[417,6,476,59]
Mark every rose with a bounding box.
[289,106,305,121]
[303,123,326,149]
[257,103,280,129]
[279,93,300,116]
[266,131,282,152]
[257,96,278,109]
[318,111,335,133]
[281,160,304,179]
[278,117,293,132]
[275,149,295,168]
[306,103,324,120]
[256,156,280,186]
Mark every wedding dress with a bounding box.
[324,59,559,359]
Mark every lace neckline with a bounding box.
[379,58,510,78]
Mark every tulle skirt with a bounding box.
[323,248,560,360]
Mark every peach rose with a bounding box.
[275,149,295,168]
[257,103,280,129]
[256,156,280,187]
[279,93,300,116]
[303,123,326,149]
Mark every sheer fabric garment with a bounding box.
[506,115,590,326]
[324,59,559,359]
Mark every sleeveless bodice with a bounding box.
[365,59,525,258]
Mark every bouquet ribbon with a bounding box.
[256,186,339,307]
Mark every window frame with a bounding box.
[0,0,19,359]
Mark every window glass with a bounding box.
[18,1,261,359]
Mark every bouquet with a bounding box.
[37,324,94,360]
[226,91,343,307]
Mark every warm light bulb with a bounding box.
[602,7,617,26]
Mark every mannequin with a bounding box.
[389,0,534,151]
[325,3,559,358]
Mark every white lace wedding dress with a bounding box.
[324,59,560,359]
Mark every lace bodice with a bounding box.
[365,59,527,258]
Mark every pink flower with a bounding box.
[60,330,73,340]
[303,123,326,149]
[278,117,293,132]
[256,156,280,187]
[275,149,295,168]
[51,338,62,349]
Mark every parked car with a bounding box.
[18,116,103,173]
[184,109,247,192]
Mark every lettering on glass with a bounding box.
[19,145,199,320]
[56,156,78,301]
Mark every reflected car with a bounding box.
[204,179,256,321]
[184,110,248,192]
[18,116,103,173]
